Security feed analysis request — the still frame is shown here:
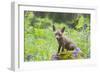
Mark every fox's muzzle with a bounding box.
[56,35,61,40]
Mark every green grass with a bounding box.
[24,28,90,61]
[24,29,58,61]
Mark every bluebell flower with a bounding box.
[73,48,81,58]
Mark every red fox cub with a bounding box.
[53,25,78,54]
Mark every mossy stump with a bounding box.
[51,51,85,60]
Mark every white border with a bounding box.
[11,2,97,71]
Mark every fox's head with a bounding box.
[53,25,65,40]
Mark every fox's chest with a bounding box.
[57,37,70,46]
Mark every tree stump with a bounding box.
[51,48,85,60]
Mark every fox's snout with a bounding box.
[55,35,60,40]
[54,30,63,40]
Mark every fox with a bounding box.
[53,25,80,55]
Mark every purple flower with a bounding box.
[73,48,81,58]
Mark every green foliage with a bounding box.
[76,15,84,30]
[34,17,52,28]
[24,11,90,61]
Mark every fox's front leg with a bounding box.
[57,45,61,54]
[61,44,65,52]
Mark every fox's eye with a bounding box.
[55,33,61,36]
[58,33,61,36]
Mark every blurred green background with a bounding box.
[24,11,90,61]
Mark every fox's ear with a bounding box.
[61,27,65,33]
[53,25,56,31]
